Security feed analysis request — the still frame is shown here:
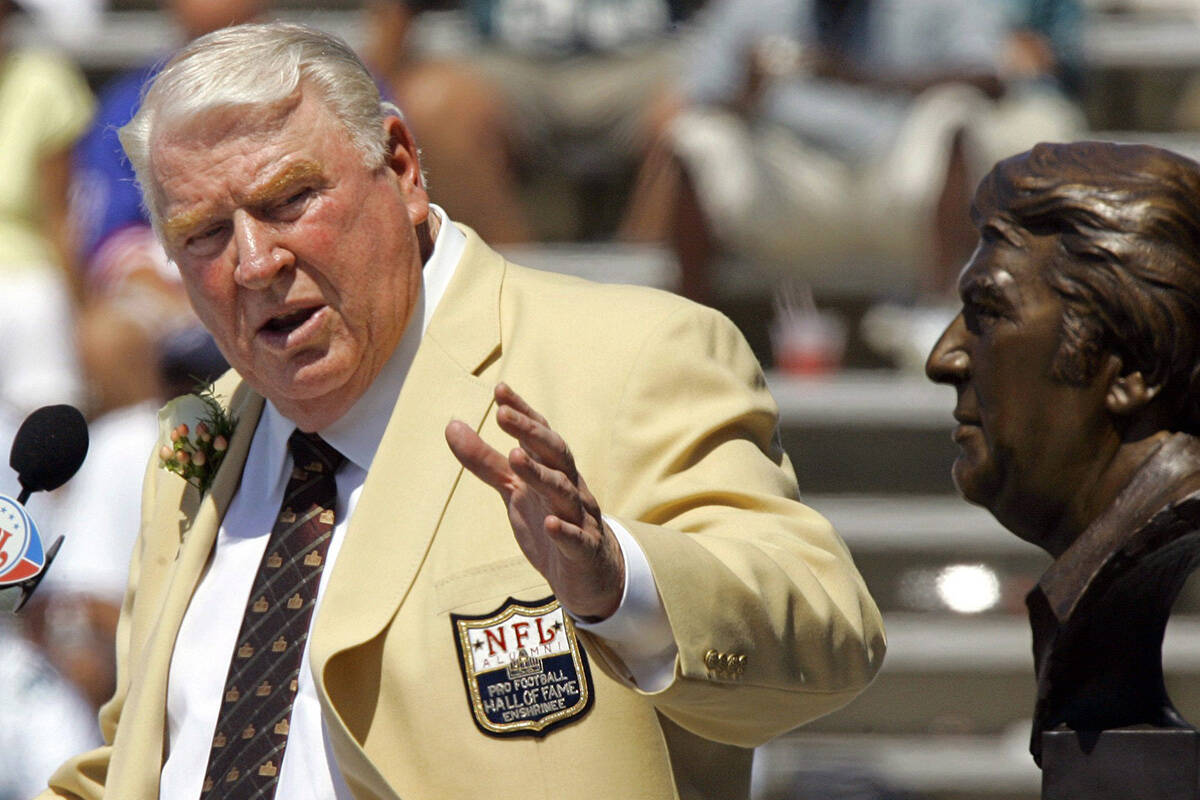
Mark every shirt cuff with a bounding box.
[569,516,678,692]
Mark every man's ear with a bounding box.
[1105,358,1162,415]
[383,114,429,223]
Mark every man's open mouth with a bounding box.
[263,306,320,335]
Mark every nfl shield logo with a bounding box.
[451,596,595,738]
[0,495,45,586]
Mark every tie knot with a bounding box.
[288,430,345,474]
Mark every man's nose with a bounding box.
[925,313,971,385]
[232,210,292,289]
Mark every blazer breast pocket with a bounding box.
[433,556,548,615]
[437,560,597,741]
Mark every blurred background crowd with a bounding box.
[2,0,1200,797]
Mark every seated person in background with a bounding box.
[622,0,1085,305]
[0,395,100,800]
[71,0,269,419]
[927,141,1200,763]
[0,627,99,800]
[1002,0,1085,100]
[0,0,93,417]
[26,323,228,714]
[365,0,700,243]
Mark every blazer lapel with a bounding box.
[105,381,263,796]
[310,229,504,794]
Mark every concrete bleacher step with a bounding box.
[769,614,1200,800]
[495,241,680,290]
[800,495,1200,742]
[754,728,1042,800]
[10,7,475,82]
[23,6,1200,82]
[808,613,1200,730]
[811,492,1052,618]
[812,494,1028,554]
[769,371,955,428]
[1083,9,1200,69]
[768,371,962,495]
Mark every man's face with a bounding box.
[925,201,1116,554]
[151,89,428,430]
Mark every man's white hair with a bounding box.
[119,21,400,231]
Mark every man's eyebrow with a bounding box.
[161,161,324,243]
[244,160,323,208]
[163,204,213,243]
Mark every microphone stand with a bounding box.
[3,482,62,612]
[8,535,62,613]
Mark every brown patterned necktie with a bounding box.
[201,430,345,799]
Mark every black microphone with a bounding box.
[11,404,89,503]
[0,404,89,612]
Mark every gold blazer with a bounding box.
[41,229,884,800]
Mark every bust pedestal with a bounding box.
[1042,727,1200,799]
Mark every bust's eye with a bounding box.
[963,302,1002,335]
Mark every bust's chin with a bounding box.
[949,457,996,512]
[952,462,1067,556]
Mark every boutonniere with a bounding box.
[158,385,237,494]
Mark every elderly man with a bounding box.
[40,22,883,800]
[926,141,1200,763]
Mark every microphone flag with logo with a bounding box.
[0,404,88,612]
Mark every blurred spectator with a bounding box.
[71,0,268,419]
[21,0,255,716]
[0,400,99,800]
[20,307,159,711]
[3,0,102,50]
[3,101,231,750]
[1001,0,1085,99]
[622,0,1085,303]
[22,399,154,710]
[0,624,99,800]
[0,0,92,417]
[368,0,701,242]
[75,302,160,420]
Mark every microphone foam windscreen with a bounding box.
[10,404,89,494]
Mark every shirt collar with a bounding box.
[259,204,465,475]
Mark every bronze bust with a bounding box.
[926,141,1200,764]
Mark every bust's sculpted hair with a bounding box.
[119,22,400,231]
[977,141,1200,434]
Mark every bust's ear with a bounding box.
[1105,362,1161,415]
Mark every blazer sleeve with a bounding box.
[575,302,885,748]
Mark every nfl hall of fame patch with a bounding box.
[451,596,595,737]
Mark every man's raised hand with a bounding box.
[445,383,625,620]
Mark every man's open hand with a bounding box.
[445,383,625,620]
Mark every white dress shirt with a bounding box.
[160,208,672,799]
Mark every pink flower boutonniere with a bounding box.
[158,386,237,494]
